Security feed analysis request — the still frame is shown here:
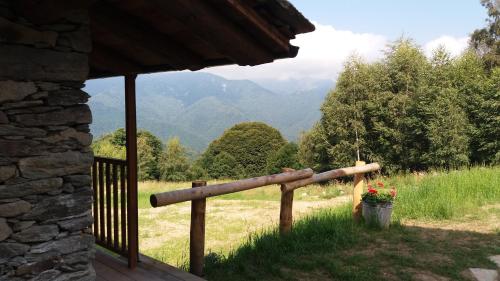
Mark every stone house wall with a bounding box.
[0,1,95,280]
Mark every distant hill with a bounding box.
[85,72,332,152]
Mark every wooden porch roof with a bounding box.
[87,0,314,78]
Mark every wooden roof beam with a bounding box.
[147,0,276,66]
[90,2,204,70]
[209,0,291,53]
[89,44,143,77]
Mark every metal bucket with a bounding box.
[362,201,393,228]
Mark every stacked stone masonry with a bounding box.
[0,1,95,280]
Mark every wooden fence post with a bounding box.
[190,180,207,276]
[279,168,295,235]
[353,161,366,222]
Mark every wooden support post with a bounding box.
[279,168,295,235]
[353,161,366,222]
[125,74,138,269]
[190,180,207,277]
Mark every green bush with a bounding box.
[266,142,302,174]
[200,122,286,178]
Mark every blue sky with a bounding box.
[205,1,489,81]
[289,0,487,44]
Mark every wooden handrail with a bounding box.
[281,163,380,192]
[150,168,314,207]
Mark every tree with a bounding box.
[209,151,244,179]
[136,130,163,181]
[266,142,302,174]
[92,128,163,181]
[159,137,191,181]
[299,38,494,173]
[470,0,500,70]
[199,122,286,178]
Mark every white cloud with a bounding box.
[423,36,469,58]
[203,22,388,81]
[202,22,470,81]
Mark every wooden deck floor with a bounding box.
[94,249,205,281]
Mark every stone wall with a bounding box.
[0,1,95,280]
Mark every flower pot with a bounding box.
[362,201,393,228]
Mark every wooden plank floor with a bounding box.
[94,249,206,281]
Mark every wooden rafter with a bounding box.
[209,0,291,53]
[144,0,275,65]
[90,2,203,70]
[89,43,143,77]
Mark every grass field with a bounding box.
[138,179,352,267]
[137,166,500,280]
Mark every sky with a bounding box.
[204,0,488,81]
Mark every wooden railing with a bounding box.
[91,156,138,267]
[150,162,381,276]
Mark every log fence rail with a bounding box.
[150,162,381,276]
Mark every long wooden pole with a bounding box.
[151,168,314,207]
[281,163,380,192]
[190,181,207,276]
[125,74,138,269]
[353,161,366,222]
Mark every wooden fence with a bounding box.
[150,162,380,276]
[91,156,138,267]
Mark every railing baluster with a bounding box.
[105,162,112,248]
[120,164,127,255]
[92,157,130,259]
[92,160,99,241]
[113,163,119,250]
[99,161,105,243]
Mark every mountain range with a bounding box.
[85,72,333,152]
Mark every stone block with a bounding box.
[0,45,88,82]
[13,105,91,126]
[63,175,90,187]
[0,17,58,47]
[30,234,93,255]
[0,112,7,124]
[47,89,89,106]
[0,166,16,182]
[0,139,44,157]
[36,128,92,146]
[57,214,92,231]
[0,200,31,217]
[22,191,91,221]
[18,151,93,179]
[12,225,59,243]
[0,100,43,110]
[0,125,46,137]
[0,178,63,199]
[0,243,30,262]
[12,221,35,232]
[58,25,91,53]
[0,218,12,241]
[0,81,37,103]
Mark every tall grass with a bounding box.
[204,166,500,280]
[390,166,500,220]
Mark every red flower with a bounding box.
[390,188,397,197]
[376,182,384,188]
[368,188,378,194]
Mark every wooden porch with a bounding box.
[94,249,205,281]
